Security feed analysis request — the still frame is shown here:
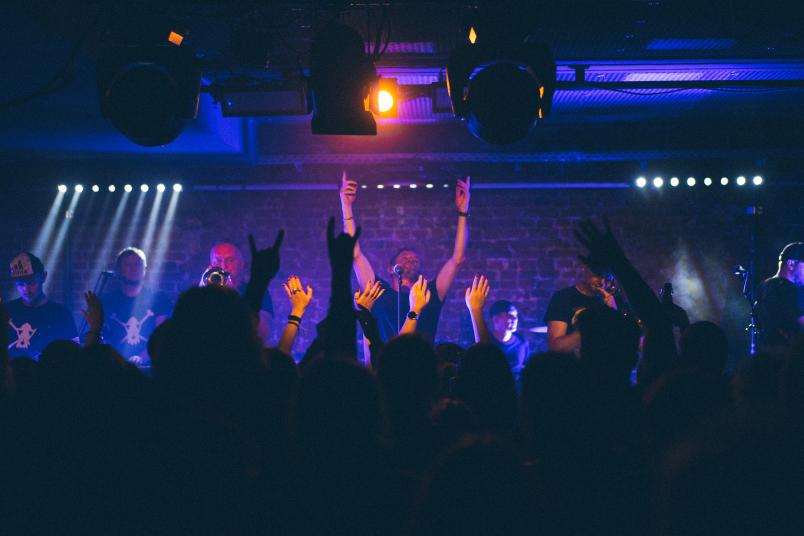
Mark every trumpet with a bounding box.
[201,266,231,287]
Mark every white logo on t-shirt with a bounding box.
[8,320,37,349]
[114,309,155,346]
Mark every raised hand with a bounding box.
[456,175,471,213]
[81,291,105,333]
[574,217,626,274]
[409,274,431,314]
[327,216,361,271]
[354,280,385,311]
[282,275,313,315]
[464,274,490,313]
[248,230,285,285]
[340,170,358,208]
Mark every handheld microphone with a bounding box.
[392,264,403,276]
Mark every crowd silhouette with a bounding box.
[2,216,803,535]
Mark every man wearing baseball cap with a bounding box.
[6,252,77,359]
[755,242,804,351]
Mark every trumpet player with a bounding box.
[545,265,620,353]
[206,241,274,344]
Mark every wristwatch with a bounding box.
[407,310,419,320]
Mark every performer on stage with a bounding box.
[102,247,172,366]
[545,267,619,353]
[339,171,470,343]
[5,252,76,359]
[489,300,530,383]
[755,242,804,351]
[207,240,274,344]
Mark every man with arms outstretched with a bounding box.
[339,172,470,343]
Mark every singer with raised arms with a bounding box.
[339,171,470,344]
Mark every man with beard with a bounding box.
[102,247,172,367]
[339,172,470,343]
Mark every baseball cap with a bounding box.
[490,300,516,317]
[779,242,804,263]
[10,252,45,279]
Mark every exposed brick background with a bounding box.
[2,182,802,366]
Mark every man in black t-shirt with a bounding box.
[338,172,470,346]
[489,300,530,386]
[545,267,619,354]
[756,242,804,351]
[6,252,76,359]
[208,241,274,344]
[102,247,172,367]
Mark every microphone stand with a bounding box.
[397,272,402,333]
[78,271,113,338]
[736,267,759,356]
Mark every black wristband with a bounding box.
[288,314,302,323]
[457,211,469,217]
[407,310,419,320]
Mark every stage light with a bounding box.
[468,26,477,44]
[377,184,384,189]
[156,183,166,192]
[736,176,746,186]
[409,184,417,189]
[393,184,401,189]
[720,177,729,186]
[704,177,712,186]
[443,184,449,188]
[369,77,399,118]
[687,177,696,187]
[168,31,184,47]
[172,183,182,192]
[74,184,84,193]
[670,177,679,187]
[91,184,100,192]
[635,177,647,188]
[309,23,377,135]
[753,175,763,185]
[361,184,367,189]
[378,90,394,113]
[58,184,67,193]
[653,177,664,188]
[108,185,116,192]
[446,35,555,144]
[124,184,133,192]
[426,183,434,189]
[141,184,149,192]
[96,15,200,146]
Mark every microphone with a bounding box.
[392,264,403,276]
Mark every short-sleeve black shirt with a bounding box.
[371,277,444,343]
[544,286,605,335]
[756,276,804,347]
[6,298,77,359]
[102,288,173,361]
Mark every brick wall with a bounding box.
[2,183,802,362]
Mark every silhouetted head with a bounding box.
[679,321,728,377]
[376,334,438,416]
[453,343,517,433]
[156,285,261,386]
[576,306,641,386]
[294,358,381,454]
[520,352,594,458]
